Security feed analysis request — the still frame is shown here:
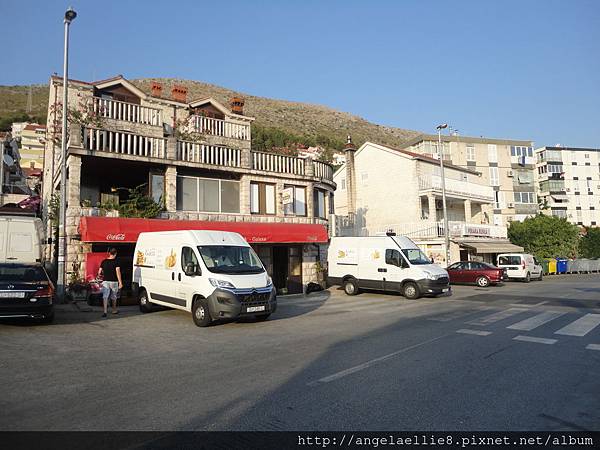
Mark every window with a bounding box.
[340,178,346,190]
[517,171,533,184]
[466,145,475,161]
[487,144,498,163]
[547,164,563,173]
[176,176,239,213]
[494,191,504,209]
[585,154,590,159]
[489,167,499,186]
[498,255,522,265]
[250,182,276,215]
[361,172,369,186]
[181,246,200,274]
[511,146,533,157]
[385,249,401,266]
[551,209,567,218]
[313,189,327,218]
[283,185,306,216]
[150,173,165,204]
[577,210,582,221]
[513,192,536,204]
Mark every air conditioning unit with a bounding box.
[507,202,515,208]
[507,170,514,177]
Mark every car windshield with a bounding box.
[498,256,521,265]
[401,248,431,265]
[0,265,47,282]
[197,246,265,274]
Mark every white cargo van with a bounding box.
[0,215,44,264]
[328,234,450,299]
[132,230,276,327]
[496,253,543,282]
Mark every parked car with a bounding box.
[0,264,54,323]
[447,261,506,287]
[496,253,543,282]
[328,234,450,299]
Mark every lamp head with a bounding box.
[436,124,448,130]
[64,7,77,23]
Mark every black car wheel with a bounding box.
[476,276,490,288]
[403,282,420,299]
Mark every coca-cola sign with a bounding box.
[106,233,126,241]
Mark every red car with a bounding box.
[446,261,506,287]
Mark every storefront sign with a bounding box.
[282,187,293,205]
[106,233,126,241]
[464,226,491,237]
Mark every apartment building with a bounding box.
[536,146,600,227]
[19,123,46,169]
[333,140,522,265]
[402,134,538,227]
[42,75,335,295]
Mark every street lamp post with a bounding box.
[57,7,77,300]
[436,123,451,267]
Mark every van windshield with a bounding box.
[401,248,431,265]
[197,246,265,274]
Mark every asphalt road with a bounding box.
[1,274,599,431]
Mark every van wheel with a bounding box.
[524,272,531,283]
[476,276,490,287]
[343,279,359,296]
[139,289,152,313]
[255,313,271,321]
[537,271,543,281]
[403,282,420,299]
[192,298,212,327]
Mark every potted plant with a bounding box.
[67,263,90,302]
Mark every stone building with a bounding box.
[42,75,335,295]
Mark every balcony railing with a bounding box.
[252,151,305,176]
[368,221,507,239]
[419,175,494,202]
[177,141,241,168]
[191,115,250,140]
[83,128,166,158]
[91,97,161,126]
[314,160,334,180]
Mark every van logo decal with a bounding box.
[7,285,14,289]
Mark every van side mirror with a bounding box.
[184,263,200,277]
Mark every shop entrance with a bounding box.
[272,245,303,295]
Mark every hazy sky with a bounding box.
[2,0,599,148]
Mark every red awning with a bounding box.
[79,216,328,244]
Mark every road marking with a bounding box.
[507,311,566,331]
[466,308,528,326]
[307,334,451,386]
[586,344,600,351]
[513,335,557,345]
[456,329,492,336]
[554,314,600,337]
[509,301,548,308]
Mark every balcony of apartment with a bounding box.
[91,97,162,127]
[190,114,250,141]
[69,125,335,186]
[368,221,508,240]
[418,175,494,203]
[539,179,566,195]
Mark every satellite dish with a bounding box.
[3,154,14,167]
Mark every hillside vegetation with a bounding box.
[0,78,421,155]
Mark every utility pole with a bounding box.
[436,124,450,267]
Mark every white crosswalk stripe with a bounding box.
[555,314,600,337]
[456,329,492,336]
[513,335,557,345]
[507,311,566,331]
[466,308,528,326]
[586,344,600,351]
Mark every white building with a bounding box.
[332,139,522,265]
[536,146,600,227]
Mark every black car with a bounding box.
[0,264,54,323]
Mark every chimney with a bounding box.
[171,85,188,103]
[344,135,357,217]
[230,96,244,115]
[150,81,163,98]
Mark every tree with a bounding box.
[508,214,580,258]
[579,227,600,258]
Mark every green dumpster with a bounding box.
[541,259,550,275]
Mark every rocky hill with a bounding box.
[0,78,421,151]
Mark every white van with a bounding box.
[328,234,450,299]
[0,215,44,264]
[496,253,543,282]
[133,230,276,327]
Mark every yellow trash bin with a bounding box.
[548,259,557,274]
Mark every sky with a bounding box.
[2,0,599,148]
